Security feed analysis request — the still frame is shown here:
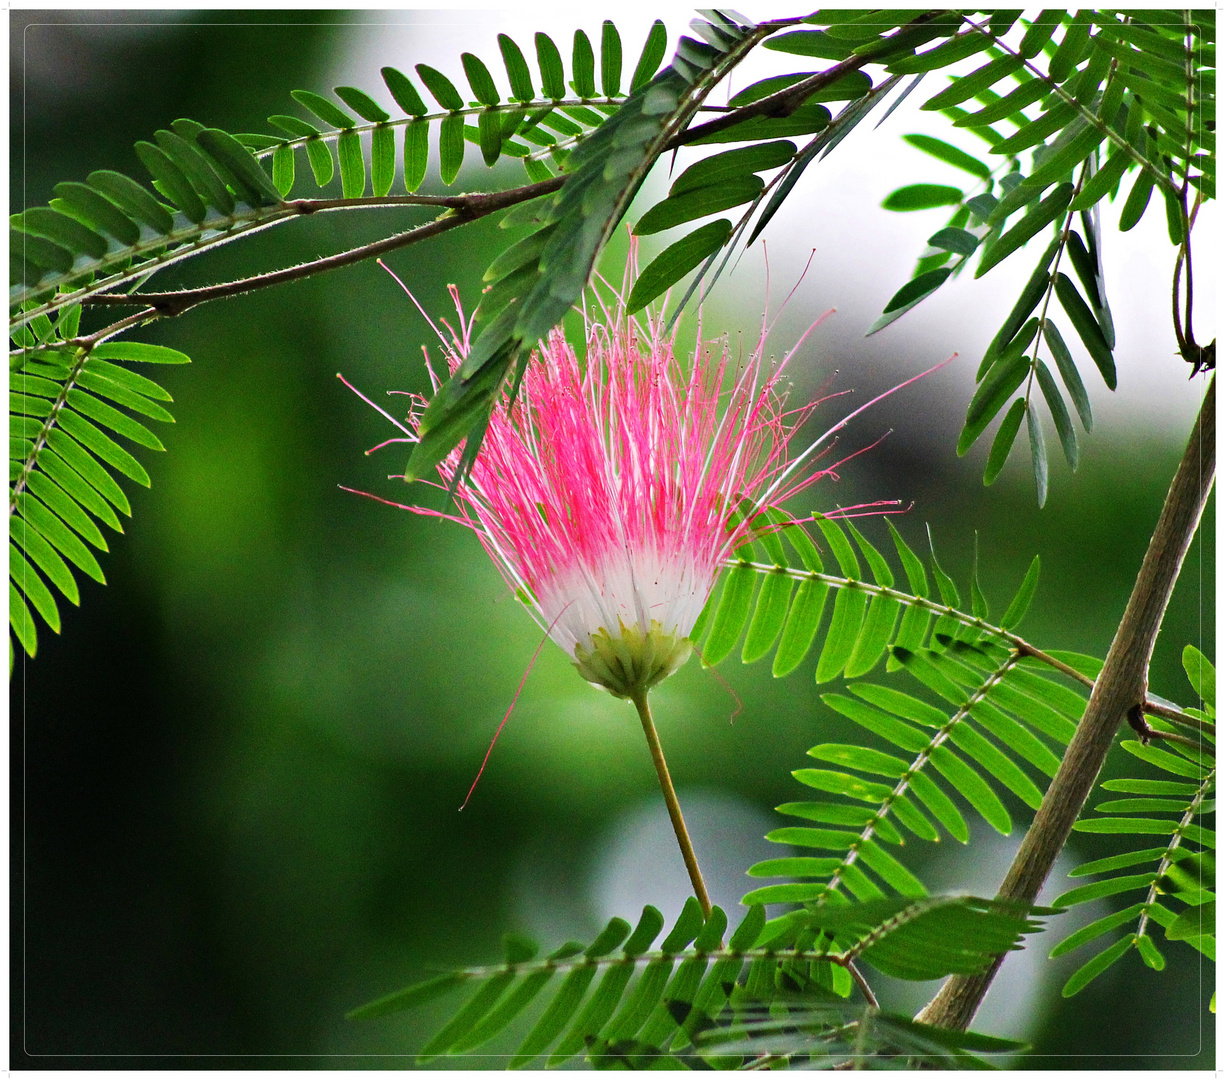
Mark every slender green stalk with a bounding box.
[630,691,713,919]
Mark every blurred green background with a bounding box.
[11,9,1214,1069]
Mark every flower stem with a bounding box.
[630,691,713,920]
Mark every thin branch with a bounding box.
[1143,699,1214,733]
[75,308,162,346]
[1144,728,1208,751]
[79,177,564,317]
[842,960,880,1010]
[916,375,1215,1033]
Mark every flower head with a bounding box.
[349,277,843,701]
[346,268,941,701]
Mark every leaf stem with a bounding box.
[1142,699,1213,733]
[727,558,1096,687]
[1135,764,1215,940]
[916,374,1215,1032]
[11,306,165,509]
[957,11,1176,196]
[630,690,712,920]
[843,960,880,1010]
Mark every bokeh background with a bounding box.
[11,7,1215,1069]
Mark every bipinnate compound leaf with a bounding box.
[10,341,183,660]
[346,892,1040,1067]
[1053,648,1215,1000]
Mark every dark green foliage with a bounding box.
[683,515,1100,909]
[13,120,289,312]
[872,9,1210,502]
[349,896,1041,1068]
[9,331,185,662]
[11,21,677,319]
[627,219,733,312]
[1051,647,1215,996]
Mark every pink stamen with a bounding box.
[342,256,941,722]
[459,604,573,811]
[336,372,412,436]
[691,642,744,724]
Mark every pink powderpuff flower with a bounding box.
[345,271,932,702]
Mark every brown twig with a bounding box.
[80,177,564,317]
[916,376,1215,1032]
[74,13,949,325]
[842,960,880,1009]
[1143,698,1214,734]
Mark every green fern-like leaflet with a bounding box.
[1050,644,1215,996]
[688,512,1098,913]
[350,894,1042,1068]
[869,10,1215,503]
[9,326,187,664]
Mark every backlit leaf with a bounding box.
[1027,399,1048,507]
[742,571,792,664]
[902,133,991,178]
[382,66,428,116]
[626,219,732,313]
[536,33,565,99]
[702,563,755,666]
[416,64,464,111]
[337,130,365,198]
[1062,936,1134,996]
[983,397,1026,486]
[439,114,465,185]
[291,89,356,129]
[461,53,500,106]
[772,578,828,677]
[404,120,429,192]
[1054,272,1116,389]
[815,588,868,683]
[631,21,668,92]
[601,21,623,97]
